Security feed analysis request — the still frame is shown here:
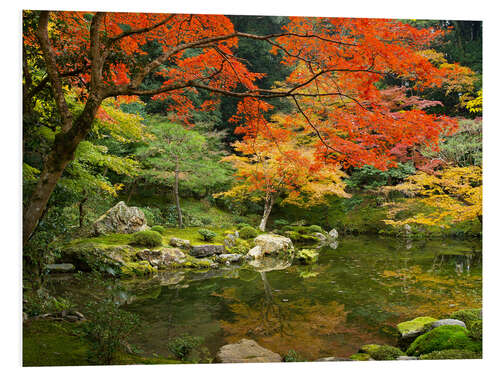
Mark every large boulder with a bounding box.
[135,248,186,268]
[93,201,148,235]
[216,339,281,363]
[253,234,293,256]
[189,244,225,258]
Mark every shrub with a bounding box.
[283,349,303,362]
[420,349,481,360]
[450,308,482,329]
[131,230,163,247]
[274,218,289,227]
[140,206,165,226]
[167,335,202,360]
[23,289,73,317]
[370,345,404,360]
[350,353,371,361]
[239,226,258,239]
[198,229,217,242]
[229,238,251,254]
[406,325,481,357]
[150,225,166,234]
[308,225,323,234]
[469,320,482,340]
[82,300,140,365]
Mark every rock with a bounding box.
[169,237,191,249]
[93,201,148,235]
[223,233,238,248]
[312,232,327,241]
[216,339,281,363]
[247,245,263,258]
[216,254,243,263]
[135,248,186,268]
[398,356,418,360]
[45,263,75,273]
[397,316,437,342]
[429,319,466,330]
[189,244,225,258]
[403,224,412,235]
[329,241,339,250]
[328,228,338,240]
[254,234,293,255]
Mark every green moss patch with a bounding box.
[359,344,381,356]
[420,349,481,360]
[296,249,319,264]
[406,325,481,357]
[397,316,437,337]
[350,353,371,361]
[370,345,404,360]
[450,308,482,329]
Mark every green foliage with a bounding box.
[23,288,73,317]
[273,218,289,227]
[308,225,323,233]
[283,349,304,362]
[346,163,416,191]
[82,299,141,365]
[419,349,481,360]
[406,325,481,356]
[449,308,482,329]
[296,249,319,265]
[370,345,404,360]
[469,320,482,340]
[198,228,217,242]
[150,225,166,234]
[229,238,251,254]
[350,353,372,361]
[167,335,202,360]
[397,316,437,336]
[130,230,163,247]
[239,225,258,239]
[140,206,165,226]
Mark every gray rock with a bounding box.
[254,234,293,256]
[223,233,238,248]
[169,237,191,249]
[247,245,263,258]
[430,319,466,329]
[216,339,281,363]
[313,232,327,241]
[216,254,243,263]
[328,228,339,240]
[398,356,418,360]
[136,248,186,268]
[315,357,353,361]
[329,241,339,250]
[46,263,75,273]
[190,244,225,258]
[93,201,148,235]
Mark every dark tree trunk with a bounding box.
[173,156,183,228]
[79,194,88,228]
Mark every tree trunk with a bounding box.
[173,156,183,228]
[23,95,103,246]
[126,179,136,204]
[258,194,275,232]
[78,194,88,228]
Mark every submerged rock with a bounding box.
[93,201,148,235]
[190,244,225,258]
[254,234,293,255]
[45,263,75,273]
[216,339,281,363]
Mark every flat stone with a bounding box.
[216,254,243,263]
[190,244,225,258]
[216,339,281,363]
[315,357,353,361]
[46,263,75,273]
[430,319,466,329]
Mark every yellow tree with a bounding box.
[382,166,482,227]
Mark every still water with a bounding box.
[50,235,482,361]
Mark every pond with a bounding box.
[48,235,482,362]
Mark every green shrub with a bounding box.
[370,345,404,360]
[308,225,323,233]
[350,353,371,361]
[150,225,166,234]
[274,219,289,227]
[420,349,481,360]
[130,230,163,247]
[167,335,202,360]
[239,226,258,239]
[450,308,482,329]
[229,238,251,254]
[82,300,140,365]
[23,289,73,317]
[140,206,165,226]
[469,320,482,340]
[283,349,304,362]
[406,325,481,357]
[198,229,217,242]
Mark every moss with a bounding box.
[183,255,215,269]
[397,316,437,336]
[130,230,163,247]
[239,226,259,239]
[469,320,482,340]
[406,325,481,357]
[350,353,371,361]
[420,349,481,360]
[161,227,227,246]
[370,345,404,360]
[69,233,135,247]
[296,249,319,264]
[120,260,158,277]
[308,225,324,233]
[151,225,166,234]
[229,238,251,254]
[359,344,381,356]
[450,308,482,329]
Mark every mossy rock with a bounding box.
[370,345,404,360]
[359,344,381,356]
[350,353,371,361]
[449,308,482,329]
[397,316,437,339]
[151,225,166,234]
[130,230,163,247]
[406,325,482,357]
[296,249,319,264]
[308,225,324,234]
[420,349,481,360]
[469,320,482,340]
[229,238,251,254]
[120,260,158,277]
